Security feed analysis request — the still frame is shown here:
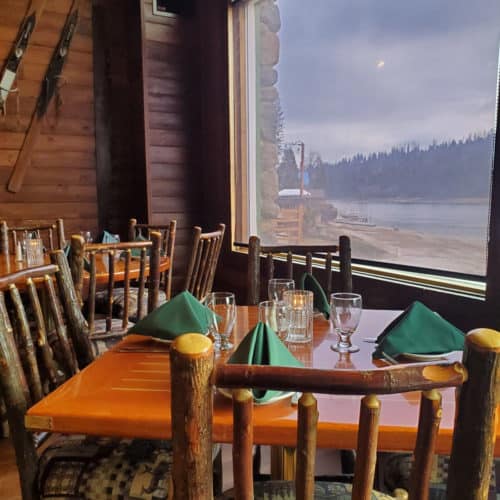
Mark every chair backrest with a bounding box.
[0,262,92,499]
[247,234,352,305]
[0,219,66,257]
[128,218,177,300]
[184,223,226,300]
[69,232,162,335]
[170,331,500,500]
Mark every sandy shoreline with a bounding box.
[301,221,486,275]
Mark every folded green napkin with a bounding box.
[99,231,120,244]
[299,272,330,319]
[130,233,148,258]
[129,233,165,258]
[127,291,211,340]
[373,301,464,360]
[228,322,303,403]
[63,243,71,258]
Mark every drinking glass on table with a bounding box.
[268,278,294,301]
[258,300,289,341]
[80,231,93,243]
[205,292,236,351]
[330,293,362,353]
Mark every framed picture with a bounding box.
[153,0,193,17]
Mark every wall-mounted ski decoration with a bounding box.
[0,0,47,115]
[7,0,80,194]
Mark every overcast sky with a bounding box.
[275,0,500,163]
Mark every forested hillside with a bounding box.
[311,131,495,200]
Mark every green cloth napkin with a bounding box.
[130,233,148,258]
[63,243,71,258]
[228,322,303,403]
[373,301,464,360]
[99,231,120,244]
[299,272,330,319]
[127,291,211,340]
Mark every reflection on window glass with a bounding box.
[230,0,499,276]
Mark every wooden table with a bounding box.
[26,306,494,457]
[0,253,170,284]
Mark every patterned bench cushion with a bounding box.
[95,289,167,322]
[219,481,396,499]
[89,317,136,356]
[379,452,500,499]
[38,435,172,499]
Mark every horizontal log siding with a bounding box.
[0,0,98,238]
[142,0,201,292]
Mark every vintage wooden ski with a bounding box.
[0,0,47,115]
[7,0,80,193]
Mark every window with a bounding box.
[230,0,500,277]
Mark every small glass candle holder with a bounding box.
[283,290,314,343]
[25,238,44,266]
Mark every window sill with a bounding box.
[351,261,485,300]
[232,244,485,301]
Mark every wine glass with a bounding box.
[330,293,362,353]
[268,278,294,301]
[205,292,236,351]
[80,231,93,243]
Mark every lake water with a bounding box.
[330,200,489,240]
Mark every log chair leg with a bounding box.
[271,445,296,480]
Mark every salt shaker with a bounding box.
[15,241,23,262]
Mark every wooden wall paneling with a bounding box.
[193,0,231,232]
[0,0,98,238]
[91,0,112,235]
[140,0,204,293]
[125,1,150,229]
[140,0,153,223]
[91,0,148,238]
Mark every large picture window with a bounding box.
[230,0,500,277]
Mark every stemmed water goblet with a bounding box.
[330,293,362,353]
[205,292,236,351]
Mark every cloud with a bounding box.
[275,0,500,162]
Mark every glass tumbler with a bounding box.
[258,300,289,340]
[268,278,295,301]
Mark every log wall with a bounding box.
[92,0,149,239]
[0,0,98,238]
[92,1,202,292]
[140,0,202,291]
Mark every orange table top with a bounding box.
[26,307,494,455]
[0,254,52,276]
[0,254,169,284]
[83,254,170,284]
